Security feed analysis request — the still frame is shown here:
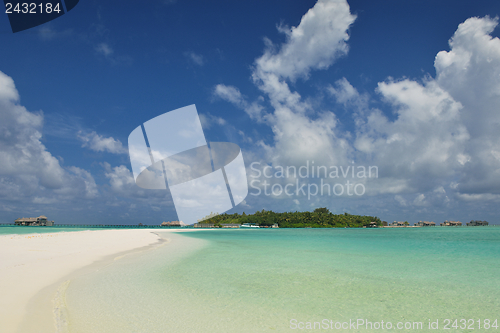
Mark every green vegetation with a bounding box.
[200,208,381,228]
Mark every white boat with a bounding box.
[240,223,260,228]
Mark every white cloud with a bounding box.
[0,74,181,223]
[77,130,126,154]
[214,84,244,106]
[0,71,99,208]
[0,72,19,101]
[103,163,138,194]
[394,195,407,206]
[95,42,113,57]
[434,186,446,194]
[354,78,469,193]
[267,106,351,167]
[214,3,500,218]
[328,77,360,105]
[213,84,266,121]
[102,162,170,201]
[214,0,359,208]
[413,194,427,206]
[433,16,500,196]
[247,0,357,167]
[185,52,205,66]
[199,113,227,129]
[39,26,57,41]
[94,43,132,65]
[66,166,98,199]
[0,72,64,189]
[456,193,500,201]
[37,25,72,41]
[216,0,357,135]
[254,0,356,81]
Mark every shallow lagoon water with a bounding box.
[0,226,96,235]
[65,227,500,332]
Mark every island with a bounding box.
[195,208,381,228]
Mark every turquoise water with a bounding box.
[65,228,500,332]
[0,226,190,236]
[0,226,98,235]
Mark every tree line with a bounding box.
[200,208,382,228]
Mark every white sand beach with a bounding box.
[0,229,164,333]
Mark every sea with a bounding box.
[12,226,500,332]
[0,226,97,235]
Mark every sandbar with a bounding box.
[0,229,163,332]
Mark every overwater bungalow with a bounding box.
[441,220,462,226]
[193,223,216,228]
[390,221,407,227]
[415,221,436,227]
[14,215,54,226]
[467,220,489,226]
[161,221,186,227]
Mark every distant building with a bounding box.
[14,215,54,226]
[366,222,378,228]
[193,223,216,228]
[161,221,186,227]
[441,220,462,226]
[415,221,436,227]
[390,221,407,227]
[271,223,279,228]
[382,221,388,226]
[221,223,240,228]
[467,220,488,226]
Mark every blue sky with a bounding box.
[1,0,500,225]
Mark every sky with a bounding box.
[1,0,500,225]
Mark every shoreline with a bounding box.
[0,229,165,332]
[4,228,497,332]
[59,230,212,333]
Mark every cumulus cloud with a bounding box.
[214,0,500,216]
[214,84,245,106]
[254,0,356,81]
[244,0,356,168]
[0,71,99,210]
[77,130,126,154]
[103,163,140,195]
[328,78,360,105]
[213,84,266,121]
[434,16,500,196]
[216,0,356,123]
[354,78,469,193]
[346,16,500,202]
[0,72,64,189]
[0,72,19,101]
[102,162,171,200]
[63,167,99,199]
[0,72,180,223]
